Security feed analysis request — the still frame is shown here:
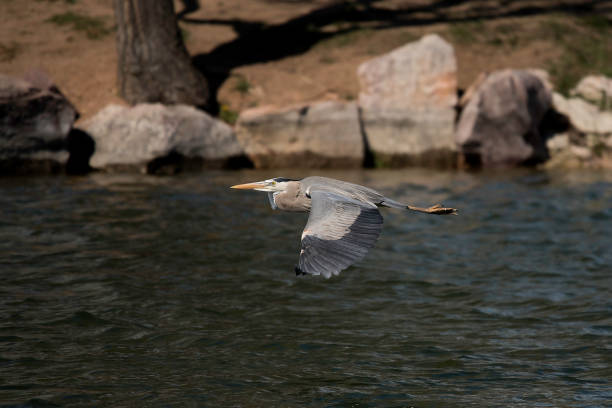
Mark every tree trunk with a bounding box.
[113,0,209,109]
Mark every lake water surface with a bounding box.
[1,169,611,407]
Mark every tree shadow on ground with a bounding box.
[178,0,610,114]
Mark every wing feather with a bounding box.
[296,190,383,278]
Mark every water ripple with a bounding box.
[0,170,610,406]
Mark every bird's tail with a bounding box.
[381,199,457,215]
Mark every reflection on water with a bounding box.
[0,169,611,407]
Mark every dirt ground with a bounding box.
[1,0,610,122]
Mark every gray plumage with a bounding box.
[298,190,382,277]
[231,176,456,278]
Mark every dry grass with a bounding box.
[1,0,610,120]
[545,15,612,95]
[46,11,111,40]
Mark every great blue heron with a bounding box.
[231,176,457,278]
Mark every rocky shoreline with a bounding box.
[2,34,611,175]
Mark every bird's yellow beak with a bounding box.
[230,182,266,190]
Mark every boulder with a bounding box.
[552,93,612,136]
[571,75,612,109]
[526,69,554,91]
[85,104,246,173]
[456,69,552,167]
[545,132,612,169]
[0,73,78,174]
[235,100,363,168]
[459,69,552,108]
[357,34,457,167]
[545,92,612,169]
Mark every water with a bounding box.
[0,169,611,407]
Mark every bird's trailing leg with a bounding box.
[406,203,457,215]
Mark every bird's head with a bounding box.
[230,177,296,192]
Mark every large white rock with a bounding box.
[85,103,244,173]
[235,100,363,168]
[545,92,612,169]
[552,93,612,135]
[571,75,612,109]
[357,34,457,166]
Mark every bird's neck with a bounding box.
[273,186,311,212]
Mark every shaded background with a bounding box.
[1,0,610,119]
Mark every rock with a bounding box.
[546,133,570,152]
[552,93,612,135]
[544,92,612,169]
[526,69,554,91]
[235,100,363,168]
[459,69,552,108]
[85,104,246,173]
[544,136,612,169]
[357,34,457,167]
[456,69,552,167]
[0,73,78,174]
[571,75,612,109]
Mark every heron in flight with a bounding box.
[231,177,456,278]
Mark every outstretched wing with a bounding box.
[296,190,383,278]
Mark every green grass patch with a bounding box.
[541,18,567,42]
[592,141,607,157]
[579,15,610,34]
[180,27,190,42]
[219,104,239,125]
[372,154,393,168]
[449,20,520,48]
[488,23,520,48]
[544,15,612,95]
[318,27,374,48]
[444,14,610,95]
[448,20,484,44]
[596,94,612,112]
[233,76,251,95]
[46,11,110,40]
